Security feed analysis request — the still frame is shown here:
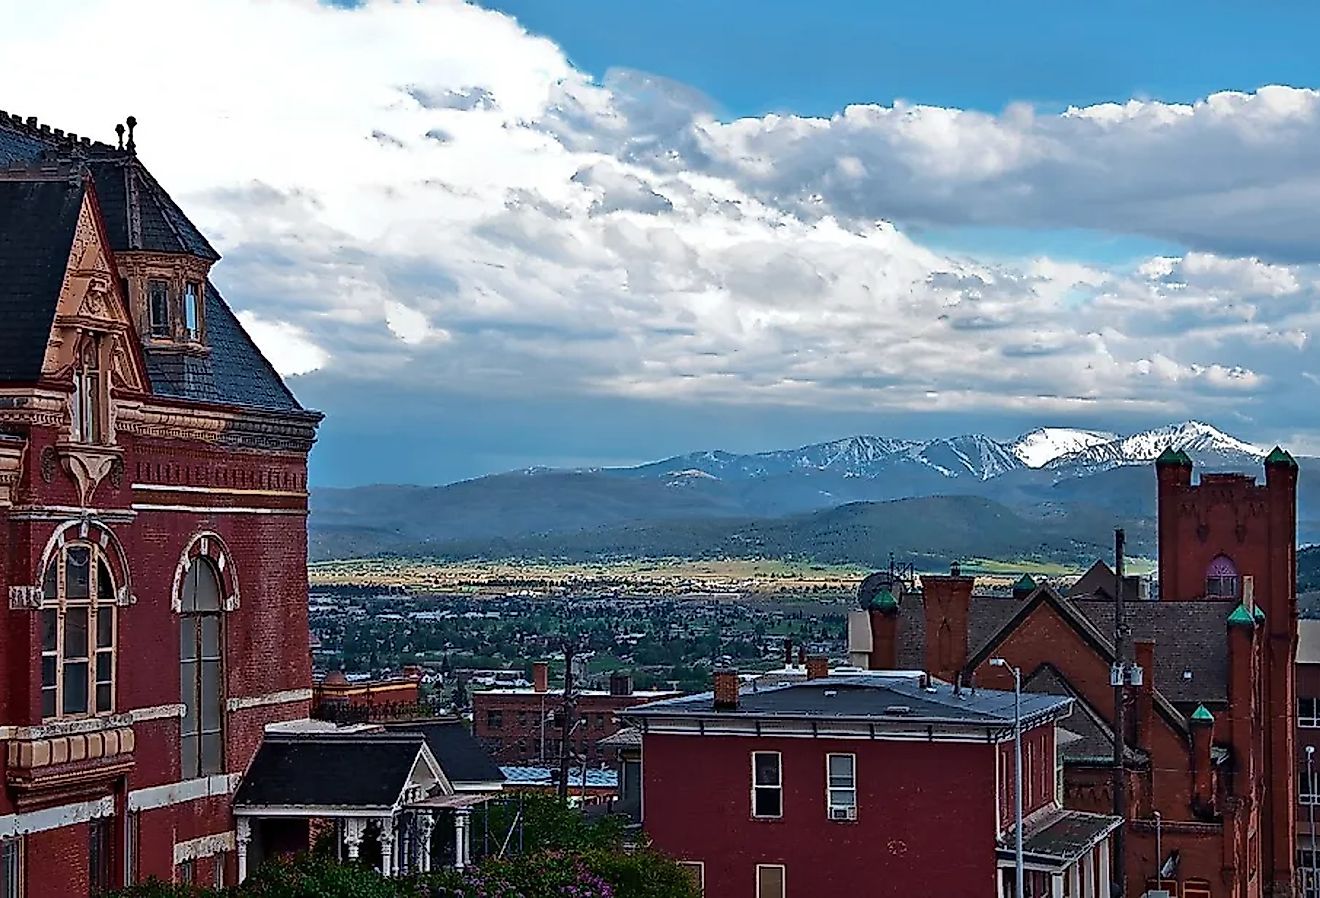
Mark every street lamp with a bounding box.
[1153,810,1162,889]
[991,658,1023,898]
[1308,745,1317,897]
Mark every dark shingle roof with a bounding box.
[0,178,84,382]
[894,589,1232,708]
[1,113,306,416]
[234,734,427,809]
[384,720,504,786]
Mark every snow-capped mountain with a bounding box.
[631,421,1269,485]
[1010,427,1118,469]
[1044,421,1265,476]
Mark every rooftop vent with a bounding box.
[883,705,913,716]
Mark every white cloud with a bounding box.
[2,0,1317,433]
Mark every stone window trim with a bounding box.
[170,532,240,613]
[17,520,136,610]
[117,254,212,350]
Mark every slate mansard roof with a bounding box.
[0,178,85,381]
[0,110,310,416]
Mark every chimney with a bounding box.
[609,672,634,696]
[806,655,829,680]
[921,567,975,682]
[713,669,740,710]
[532,661,549,694]
[784,637,793,668]
[797,645,806,668]
[1190,704,1215,815]
[1133,639,1156,754]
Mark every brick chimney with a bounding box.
[1133,639,1156,755]
[783,637,793,668]
[609,671,634,696]
[797,645,806,668]
[713,669,740,710]
[921,568,975,682]
[532,661,549,694]
[806,655,829,680]
[1190,704,1215,816]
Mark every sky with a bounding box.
[5,0,1320,485]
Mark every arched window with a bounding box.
[1206,555,1240,599]
[70,336,106,445]
[40,543,116,718]
[180,557,224,777]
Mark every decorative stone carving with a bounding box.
[40,445,57,483]
[8,586,42,610]
[54,442,123,508]
[108,456,124,490]
[0,437,25,506]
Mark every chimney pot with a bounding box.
[713,669,740,710]
[806,656,829,680]
[532,661,549,694]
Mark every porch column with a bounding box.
[1051,872,1065,898]
[378,816,396,877]
[1069,859,1082,897]
[1097,839,1110,898]
[344,818,366,862]
[417,813,435,873]
[1081,846,1096,898]
[455,808,472,870]
[236,818,251,884]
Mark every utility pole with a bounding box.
[1112,527,1129,897]
[557,639,576,802]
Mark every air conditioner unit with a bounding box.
[828,806,857,821]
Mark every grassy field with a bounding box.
[309,555,1132,594]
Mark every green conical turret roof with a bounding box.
[1266,445,1298,468]
[872,589,898,612]
[1228,602,1258,627]
[1190,704,1214,724]
[1157,447,1194,466]
[1014,574,1037,591]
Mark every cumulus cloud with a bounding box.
[3,0,1318,441]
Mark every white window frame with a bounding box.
[1301,697,1320,728]
[825,753,856,818]
[751,751,783,819]
[756,863,786,898]
[678,861,704,894]
[1,835,21,898]
[1302,767,1320,805]
[40,542,118,720]
[1298,849,1320,898]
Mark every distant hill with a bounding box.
[310,420,1314,565]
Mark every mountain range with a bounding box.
[311,421,1318,566]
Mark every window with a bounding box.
[487,710,503,730]
[71,337,103,444]
[124,811,138,887]
[1206,554,1240,599]
[41,543,117,718]
[180,557,224,778]
[1299,849,1320,898]
[89,818,111,896]
[756,864,785,898]
[1,837,20,898]
[184,282,201,340]
[826,753,856,816]
[212,852,227,888]
[1302,699,1320,728]
[752,752,782,819]
[1183,881,1212,898]
[1303,766,1320,805]
[678,862,704,894]
[177,859,194,885]
[148,280,170,338]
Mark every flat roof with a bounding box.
[623,675,1071,729]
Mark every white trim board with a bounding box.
[128,774,241,812]
[0,796,115,838]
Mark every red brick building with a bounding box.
[855,450,1302,897]
[623,667,1118,898]
[471,662,677,765]
[0,112,319,894]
